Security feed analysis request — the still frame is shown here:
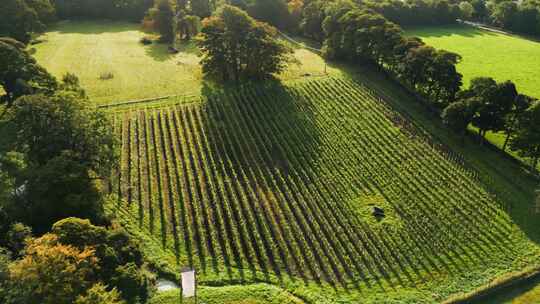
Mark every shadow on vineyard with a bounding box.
[110,77,540,298]
[200,81,321,184]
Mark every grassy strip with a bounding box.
[149,283,305,304]
[443,265,540,304]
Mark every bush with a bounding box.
[140,36,153,45]
[99,72,114,80]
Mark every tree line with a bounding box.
[0,35,154,304]
[294,0,540,169]
[460,0,540,37]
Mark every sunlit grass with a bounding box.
[406,25,540,99]
[31,21,335,105]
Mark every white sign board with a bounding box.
[181,269,196,298]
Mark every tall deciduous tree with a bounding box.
[191,0,212,18]
[197,5,292,82]
[442,99,476,140]
[510,100,540,169]
[0,39,57,106]
[147,0,175,42]
[502,93,533,151]
[3,91,117,232]
[461,77,517,140]
[0,0,44,44]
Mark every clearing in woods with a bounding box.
[109,76,540,303]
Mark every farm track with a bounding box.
[110,77,521,288]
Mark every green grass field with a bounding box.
[31,21,338,105]
[406,25,540,99]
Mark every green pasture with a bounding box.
[31,21,337,105]
[406,25,540,99]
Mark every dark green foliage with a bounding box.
[52,218,153,303]
[5,223,32,257]
[6,92,117,176]
[2,91,117,232]
[13,152,105,232]
[510,100,540,168]
[442,99,476,137]
[247,0,290,29]
[460,77,517,138]
[319,4,462,108]
[0,0,45,44]
[365,0,461,27]
[146,0,175,43]
[25,0,56,24]
[197,5,292,81]
[191,0,213,18]
[0,39,58,105]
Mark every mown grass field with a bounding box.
[109,76,540,303]
[406,25,540,99]
[31,21,339,105]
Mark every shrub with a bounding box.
[140,36,153,45]
[99,72,114,80]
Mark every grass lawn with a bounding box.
[31,20,338,105]
[406,25,540,99]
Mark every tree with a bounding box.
[7,92,117,176]
[176,10,201,40]
[6,223,32,257]
[247,0,291,29]
[25,0,56,24]
[0,39,57,106]
[509,100,540,169]
[74,284,126,304]
[459,1,474,20]
[492,0,518,28]
[471,0,488,21]
[191,0,212,18]
[300,0,329,42]
[502,93,533,151]
[5,234,98,304]
[146,0,175,42]
[463,77,516,140]
[197,5,292,82]
[0,0,43,44]
[442,99,476,139]
[52,218,153,303]
[3,92,117,231]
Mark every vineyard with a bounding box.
[109,77,530,298]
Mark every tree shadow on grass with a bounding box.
[175,40,202,56]
[200,78,321,183]
[144,43,175,62]
[197,78,323,284]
